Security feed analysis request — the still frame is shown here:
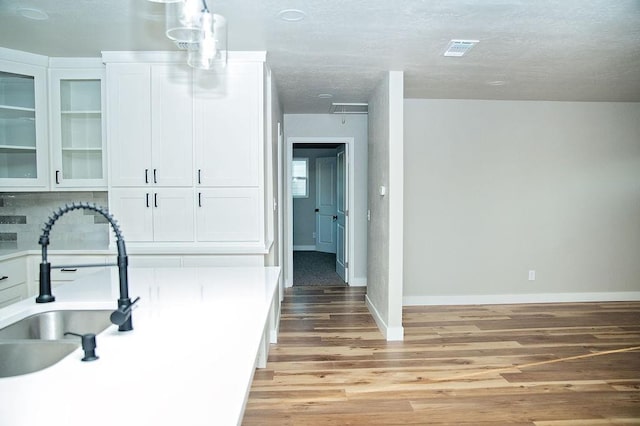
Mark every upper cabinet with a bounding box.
[104,52,268,251]
[194,61,263,188]
[0,49,49,190]
[48,58,107,189]
[107,62,193,187]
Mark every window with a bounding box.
[292,158,309,198]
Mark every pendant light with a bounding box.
[187,12,227,70]
[149,0,227,71]
[165,0,207,43]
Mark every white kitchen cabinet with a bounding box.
[49,59,107,189]
[107,63,193,187]
[196,187,263,243]
[0,49,49,190]
[194,61,263,188]
[103,52,268,252]
[110,187,195,242]
[105,63,151,187]
[0,256,28,307]
[151,65,193,187]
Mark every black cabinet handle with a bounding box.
[55,170,61,184]
[0,276,8,281]
[145,169,149,184]
[154,193,158,208]
[146,193,150,208]
[198,192,202,207]
[153,169,157,184]
[60,268,78,272]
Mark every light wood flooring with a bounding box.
[243,286,640,425]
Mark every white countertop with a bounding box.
[0,266,280,426]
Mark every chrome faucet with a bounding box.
[36,202,138,332]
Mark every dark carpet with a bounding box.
[293,251,346,286]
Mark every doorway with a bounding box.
[285,137,355,287]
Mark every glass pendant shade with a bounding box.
[166,0,208,43]
[187,13,228,70]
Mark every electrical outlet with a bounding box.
[528,270,536,281]
[312,232,316,239]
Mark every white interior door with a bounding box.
[315,157,337,253]
[336,145,348,282]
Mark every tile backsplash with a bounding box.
[0,192,109,251]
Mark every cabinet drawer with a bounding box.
[0,258,27,291]
[50,266,108,282]
[0,283,27,308]
[128,255,182,268]
[37,256,109,282]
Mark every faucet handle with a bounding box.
[110,296,140,327]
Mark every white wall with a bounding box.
[284,114,368,284]
[403,99,640,304]
[366,71,404,340]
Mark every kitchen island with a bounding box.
[0,266,281,426]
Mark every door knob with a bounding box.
[332,215,338,221]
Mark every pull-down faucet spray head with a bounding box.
[36,202,137,332]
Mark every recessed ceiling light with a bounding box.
[317,93,333,99]
[486,80,507,86]
[278,9,306,22]
[17,7,49,20]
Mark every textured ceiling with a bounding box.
[1,0,639,113]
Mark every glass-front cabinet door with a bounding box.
[49,64,106,189]
[0,59,48,189]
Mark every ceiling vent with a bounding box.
[443,39,479,57]
[330,102,368,114]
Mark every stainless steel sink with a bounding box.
[0,310,112,340]
[0,340,80,378]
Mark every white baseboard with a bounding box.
[349,277,367,287]
[403,291,640,306]
[293,245,316,251]
[365,294,404,341]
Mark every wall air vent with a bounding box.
[444,39,479,57]
[329,102,368,114]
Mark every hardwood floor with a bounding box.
[243,286,640,425]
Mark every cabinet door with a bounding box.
[49,68,106,189]
[0,59,48,190]
[107,64,152,187]
[195,188,262,242]
[151,65,194,187]
[194,62,262,187]
[0,256,28,307]
[152,188,195,242]
[109,188,154,242]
